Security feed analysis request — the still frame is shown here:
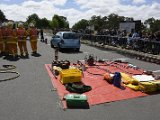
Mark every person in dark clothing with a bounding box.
[40,29,44,42]
[148,32,156,40]
[155,31,160,41]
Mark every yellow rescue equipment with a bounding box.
[59,67,82,84]
[121,72,158,93]
[121,72,139,85]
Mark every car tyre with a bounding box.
[58,44,63,52]
[75,48,80,52]
[59,47,64,52]
[51,44,54,48]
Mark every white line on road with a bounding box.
[153,70,160,73]
[83,52,89,54]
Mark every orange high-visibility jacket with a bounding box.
[17,28,27,40]
[28,28,38,40]
[0,29,3,42]
[2,28,17,43]
[2,28,8,39]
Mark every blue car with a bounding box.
[50,31,81,52]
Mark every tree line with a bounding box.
[72,14,160,33]
[0,9,160,33]
[0,10,69,30]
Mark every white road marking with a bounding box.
[83,52,89,54]
[153,70,160,73]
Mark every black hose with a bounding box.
[0,65,20,82]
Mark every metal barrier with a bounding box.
[81,34,160,55]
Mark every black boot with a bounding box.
[25,53,29,58]
[20,53,24,58]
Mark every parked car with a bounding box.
[50,31,81,52]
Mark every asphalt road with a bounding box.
[0,35,160,120]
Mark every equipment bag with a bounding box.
[65,83,92,93]
[139,82,157,93]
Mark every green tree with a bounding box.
[23,22,29,29]
[106,13,125,30]
[25,13,69,29]
[26,13,40,27]
[72,19,89,30]
[144,18,160,32]
[150,19,160,32]
[124,17,134,21]
[51,14,69,29]
[144,17,155,26]
[0,9,6,22]
[39,18,50,29]
[89,15,107,32]
[50,18,59,29]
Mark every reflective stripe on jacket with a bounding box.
[2,28,17,42]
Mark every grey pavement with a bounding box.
[0,35,160,120]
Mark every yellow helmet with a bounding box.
[18,22,24,28]
[29,23,35,27]
[2,22,8,27]
[7,21,14,28]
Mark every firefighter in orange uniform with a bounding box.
[17,22,28,57]
[28,23,38,54]
[2,22,9,56]
[6,22,18,58]
[0,24,4,55]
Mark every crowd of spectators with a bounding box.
[97,29,160,40]
[81,29,160,55]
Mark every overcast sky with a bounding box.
[0,0,160,27]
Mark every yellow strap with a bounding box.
[18,40,26,42]
[7,41,17,44]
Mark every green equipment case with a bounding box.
[65,94,88,108]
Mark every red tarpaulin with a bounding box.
[45,63,148,109]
